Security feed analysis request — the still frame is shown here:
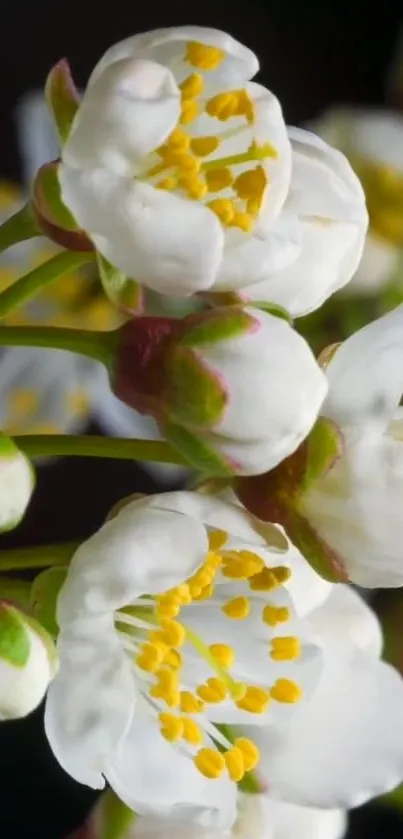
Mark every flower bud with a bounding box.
[0,435,35,532]
[0,603,57,720]
[111,306,327,476]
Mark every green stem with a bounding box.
[0,250,95,319]
[14,434,187,464]
[0,577,32,604]
[0,543,78,572]
[0,324,117,368]
[0,203,40,254]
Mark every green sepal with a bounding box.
[168,346,227,427]
[0,603,30,667]
[96,789,136,839]
[301,417,342,493]
[247,300,292,323]
[33,161,78,231]
[45,58,80,144]
[285,510,348,583]
[163,421,233,477]
[30,566,67,637]
[181,307,257,346]
[97,254,143,315]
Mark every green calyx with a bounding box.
[45,58,80,145]
[33,161,78,232]
[163,422,233,477]
[97,254,143,315]
[300,417,343,493]
[167,346,227,428]
[0,604,31,668]
[181,307,258,346]
[30,566,68,638]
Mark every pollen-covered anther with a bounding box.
[182,717,203,745]
[180,73,204,99]
[262,605,290,627]
[222,596,250,619]
[136,642,166,672]
[180,99,199,125]
[179,174,208,200]
[165,128,191,152]
[206,91,248,121]
[180,690,205,713]
[234,738,260,771]
[159,712,184,742]
[149,669,180,706]
[270,678,302,703]
[234,165,267,210]
[155,593,182,619]
[185,41,225,71]
[191,136,220,157]
[156,177,178,190]
[221,549,265,579]
[235,685,271,713]
[209,643,234,669]
[224,746,245,782]
[208,198,236,224]
[194,748,226,779]
[230,211,254,232]
[208,530,228,552]
[270,636,301,661]
[205,168,234,193]
[153,619,186,648]
[249,565,291,592]
[196,677,228,703]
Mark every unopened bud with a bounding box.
[0,435,35,532]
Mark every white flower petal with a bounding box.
[45,615,135,789]
[267,799,347,839]
[280,541,333,617]
[252,645,403,807]
[59,166,224,296]
[244,218,364,316]
[57,503,208,621]
[64,59,181,176]
[89,26,259,89]
[306,585,383,657]
[105,701,237,829]
[324,304,403,430]
[0,448,33,532]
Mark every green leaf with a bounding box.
[33,161,78,231]
[30,566,67,637]
[0,604,30,667]
[45,58,80,144]
[301,417,343,492]
[97,254,143,314]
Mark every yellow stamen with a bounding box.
[249,568,279,592]
[270,637,301,661]
[159,712,184,742]
[209,644,234,669]
[208,530,228,551]
[136,642,165,673]
[236,686,271,713]
[157,620,186,648]
[180,690,205,713]
[155,594,181,619]
[202,145,275,172]
[234,165,267,202]
[178,173,208,199]
[164,649,182,669]
[262,605,290,627]
[180,73,204,98]
[206,91,244,121]
[205,168,234,192]
[222,596,250,619]
[270,678,302,703]
[156,176,178,190]
[182,718,203,745]
[221,550,265,579]
[149,669,178,700]
[234,738,260,771]
[180,99,199,125]
[185,41,225,71]
[165,128,191,152]
[231,211,254,232]
[224,747,245,782]
[191,136,220,157]
[272,566,292,584]
[194,748,226,779]
[197,677,228,703]
[208,198,236,224]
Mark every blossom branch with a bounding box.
[14,434,186,465]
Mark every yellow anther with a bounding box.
[194,748,226,779]
[231,681,247,701]
[205,551,223,571]
[197,677,228,703]
[234,165,267,202]
[180,99,199,124]
[164,691,181,708]
[236,686,271,713]
[179,173,208,199]
[172,584,192,605]
[209,644,234,669]
[189,567,215,593]
[193,582,215,601]
[234,90,255,123]
[224,747,245,782]
[270,678,302,704]
[262,605,290,627]
[208,530,228,551]
[177,154,201,173]
[7,389,39,417]
[248,568,278,592]
[272,566,292,584]
[159,712,184,742]
[221,550,265,579]
[249,139,278,159]
[136,642,165,673]
[270,637,301,661]
[191,136,220,157]
[222,596,250,619]
[166,128,191,152]
[157,620,186,648]
[149,669,178,697]
[182,718,203,745]
[180,690,205,713]
[164,649,182,669]
[247,197,263,215]
[205,168,234,192]
[155,594,181,618]
[185,41,225,71]
[231,211,254,232]
[206,91,241,121]
[180,73,204,98]
[208,198,236,225]
[234,738,260,772]
[156,176,178,190]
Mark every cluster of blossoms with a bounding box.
[1,23,403,839]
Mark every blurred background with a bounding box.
[1,1,403,836]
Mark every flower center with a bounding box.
[116,529,302,784]
[141,39,278,233]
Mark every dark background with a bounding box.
[0,1,403,836]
